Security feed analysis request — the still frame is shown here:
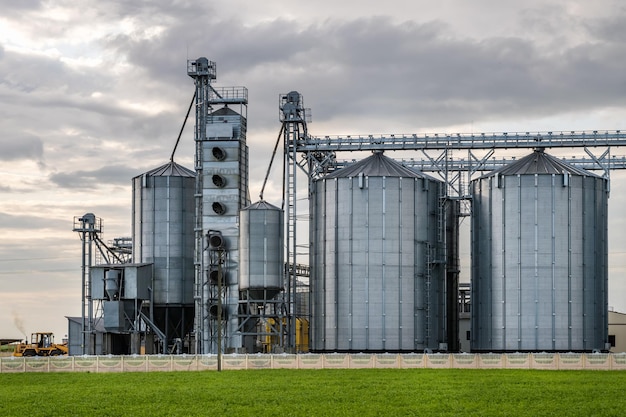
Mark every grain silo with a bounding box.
[132,161,196,350]
[238,200,284,352]
[470,149,608,352]
[310,151,446,352]
[239,200,284,301]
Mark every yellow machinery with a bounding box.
[263,318,309,353]
[13,332,68,357]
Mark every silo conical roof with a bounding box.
[325,151,434,179]
[211,107,242,117]
[243,200,281,211]
[140,161,195,178]
[485,149,600,178]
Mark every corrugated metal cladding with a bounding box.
[471,150,609,352]
[311,152,445,352]
[132,161,195,305]
[239,200,284,300]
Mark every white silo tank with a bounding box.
[470,149,608,352]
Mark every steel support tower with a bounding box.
[188,58,249,354]
[280,91,310,350]
[73,213,130,355]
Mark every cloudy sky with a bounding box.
[2,0,626,341]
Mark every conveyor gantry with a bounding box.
[295,130,626,152]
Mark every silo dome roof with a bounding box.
[325,151,434,179]
[141,161,195,178]
[243,200,281,211]
[486,149,600,178]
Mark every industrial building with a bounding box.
[69,57,626,355]
[608,310,626,353]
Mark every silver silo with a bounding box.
[132,161,196,348]
[311,151,445,352]
[470,149,608,352]
[239,200,284,300]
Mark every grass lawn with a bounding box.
[1,368,625,416]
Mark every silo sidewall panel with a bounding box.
[312,172,442,352]
[241,207,283,294]
[135,174,194,306]
[349,178,368,350]
[239,210,250,289]
[471,170,608,352]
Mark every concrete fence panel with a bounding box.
[48,357,74,373]
[611,353,626,370]
[504,353,531,369]
[557,353,584,370]
[398,354,425,368]
[323,354,350,369]
[477,354,505,368]
[350,354,374,369]
[272,354,299,369]
[584,354,611,370]
[222,355,248,370]
[4,353,626,372]
[122,356,149,372]
[171,356,198,372]
[297,354,323,369]
[247,355,272,370]
[197,356,218,371]
[147,356,173,372]
[452,354,478,368]
[24,357,50,372]
[375,354,401,368]
[73,356,98,372]
[425,354,452,368]
[97,357,123,373]
[530,353,558,370]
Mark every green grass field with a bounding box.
[1,368,625,416]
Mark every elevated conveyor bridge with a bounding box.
[281,90,626,353]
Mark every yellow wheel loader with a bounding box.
[13,332,68,357]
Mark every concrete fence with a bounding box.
[2,352,626,373]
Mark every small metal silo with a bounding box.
[470,149,608,352]
[132,161,196,346]
[310,151,445,352]
[239,200,284,300]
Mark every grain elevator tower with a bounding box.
[187,58,249,354]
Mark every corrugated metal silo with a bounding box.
[239,200,284,300]
[311,151,445,352]
[470,149,608,352]
[132,161,195,344]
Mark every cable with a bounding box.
[170,91,197,163]
[259,123,284,201]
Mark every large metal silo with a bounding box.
[311,151,445,352]
[239,200,284,300]
[470,149,608,352]
[132,161,195,347]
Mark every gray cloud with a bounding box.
[0,0,43,15]
[48,164,143,189]
[0,135,44,162]
[0,212,56,230]
[96,11,626,131]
